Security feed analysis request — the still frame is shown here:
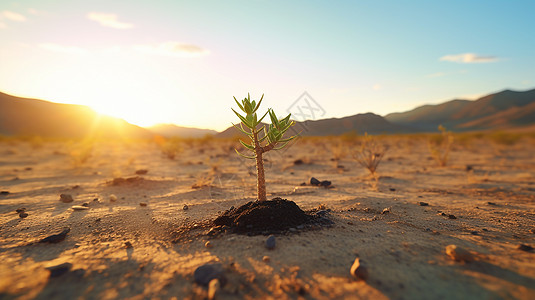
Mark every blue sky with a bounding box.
[1,0,534,131]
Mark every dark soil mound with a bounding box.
[213,197,330,235]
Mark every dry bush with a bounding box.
[428,125,454,167]
[70,142,93,167]
[353,133,388,177]
[154,136,183,160]
[488,131,522,146]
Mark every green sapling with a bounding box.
[232,93,298,201]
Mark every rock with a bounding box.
[125,241,133,248]
[81,202,89,207]
[208,278,221,300]
[59,194,73,203]
[109,194,117,202]
[183,204,189,210]
[263,256,271,262]
[350,258,369,280]
[517,244,534,252]
[19,212,28,218]
[135,169,148,175]
[16,207,26,213]
[320,180,332,187]
[139,202,147,207]
[293,159,304,165]
[389,188,396,191]
[0,191,9,195]
[381,208,391,214]
[39,228,70,243]
[445,245,474,262]
[265,235,276,250]
[194,263,225,287]
[71,205,89,211]
[46,262,72,278]
[418,202,429,206]
[487,202,496,206]
[448,214,457,219]
[205,241,213,248]
[310,177,321,186]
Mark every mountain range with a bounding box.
[1,88,533,139]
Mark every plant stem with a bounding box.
[253,128,267,201]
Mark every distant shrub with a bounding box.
[428,125,454,167]
[70,142,93,166]
[353,133,388,177]
[154,136,183,160]
[488,131,522,145]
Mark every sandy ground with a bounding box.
[1,135,534,299]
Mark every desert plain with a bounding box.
[1,133,534,299]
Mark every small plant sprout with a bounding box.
[353,133,388,178]
[232,93,298,201]
[428,125,454,167]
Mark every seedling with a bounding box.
[353,133,387,177]
[232,93,298,201]
[428,125,454,167]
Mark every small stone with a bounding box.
[320,180,332,187]
[59,194,73,203]
[71,205,89,211]
[81,202,89,207]
[46,262,72,278]
[205,241,213,248]
[139,202,147,207]
[445,245,474,262]
[183,204,189,210]
[382,208,391,214]
[265,235,276,250]
[389,188,396,191]
[0,191,9,195]
[487,202,496,206]
[263,256,271,262]
[530,229,535,234]
[193,263,225,287]
[419,202,429,206]
[517,244,534,252]
[470,231,479,235]
[125,241,133,248]
[39,228,70,243]
[293,159,304,165]
[19,212,28,218]
[208,278,221,300]
[16,207,26,213]
[310,177,321,186]
[350,258,369,280]
[109,194,117,202]
[135,169,148,175]
[448,214,457,219]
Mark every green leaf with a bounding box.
[235,149,256,159]
[269,109,278,127]
[234,97,245,112]
[252,94,264,113]
[239,139,255,151]
[257,110,268,125]
[232,123,251,136]
[232,108,252,128]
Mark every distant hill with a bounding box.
[149,124,217,138]
[216,112,410,138]
[385,88,535,131]
[0,92,153,139]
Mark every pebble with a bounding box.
[265,235,276,250]
[81,202,89,207]
[19,212,28,218]
[419,202,429,206]
[59,194,74,203]
[71,205,89,211]
[16,207,26,213]
[262,256,271,262]
[448,214,457,219]
[125,241,133,248]
[445,245,474,262]
[109,194,117,202]
[46,262,72,278]
[0,191,9,195]
[193,263,225,286]
[381,208,391,214]
[135,169,148,175]
[487,202,497,206]
[310,177,321,186]
[517,244,534,252]
[530,229,535,234]
[350,258,369,280]
[320,180,332,188]
[183,204,189,210]
[139,202,147,207]
[205,241,213,248]
[39,228,70,243]
[208,278,221,300]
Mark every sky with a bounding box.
[1,0,534,131]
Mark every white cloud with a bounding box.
[0,22,6,29]
[134,42,209,57]
[87,12,133,29]
[440,53,499,63]
[1,10,26,22]
[39,43,89,55]
[28,8,46,16]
